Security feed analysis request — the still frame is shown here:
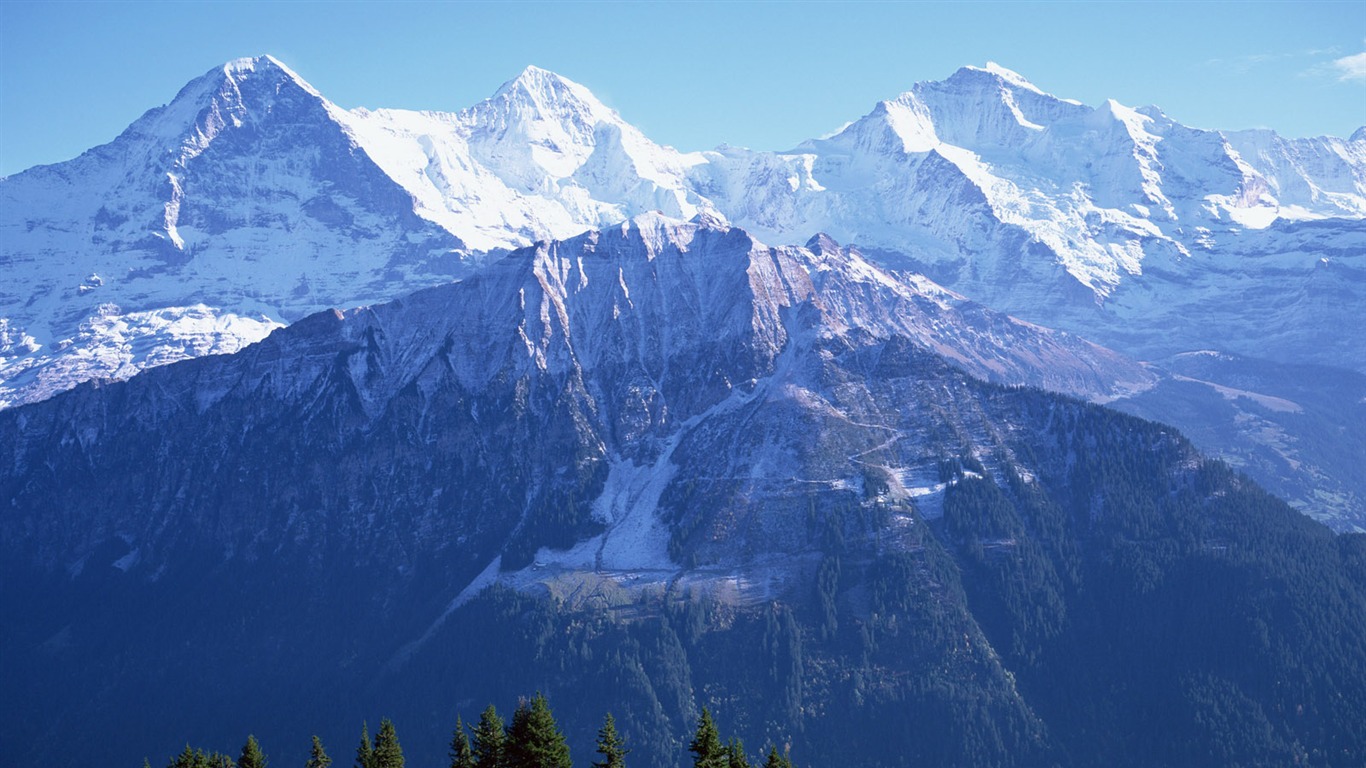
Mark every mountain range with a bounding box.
[4,56,1364,407]
[2,55,1363,529]
[5,215,1365,767]
[2,57,1366,766]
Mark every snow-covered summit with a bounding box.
[0,56,463,408]
[3,57,1364,409]
[487,64,613,124]
[339,67,718,254]
[470,64,623,171]
[690,63,1365,369]
[2,58,729,407]
[124,54,324,148]
[218,54,312,86]
[970,61,1049,94]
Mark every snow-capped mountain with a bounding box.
[0,56,465,408]
[1223,126,1366,218]
[340,65,719,253]
[693,63,1366,367]
[0,59,731,408]
[3,57,1363,531]
[4,57,1362,409]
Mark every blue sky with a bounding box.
[1,0,1362,177]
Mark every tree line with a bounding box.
[151,694,795,768]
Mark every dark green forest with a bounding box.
[10,379,1366,767]
[132,391,1366,767]
[155,698,793,768]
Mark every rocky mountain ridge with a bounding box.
[0,215,1152,569]
[4,217,1364,768]
[3,57,1364,533]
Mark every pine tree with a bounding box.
[506,700,531,765]
[355,722,375,768]
[168,745,226,768]
[372,719,404,768]
[504,693,572,768]
[591,713,627,768]
[306,735,334,768]
[238,735,267,768]
[450,716,476,768]
[472,705,505,768]
[761,747,791,768]
[688,709,726,768]
[725,737,749,768]
[168,744,197,768]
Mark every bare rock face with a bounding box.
[0,214,1150,571]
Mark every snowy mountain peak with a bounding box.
[220,54,321,96]
[221,54,296,77]
[127,53,336,156]
[485,65,616,128]
[949,62,1051,97]
[972,61,1047,94]
[1097,98,1157,137]
[805,232,842,252]
[188,53,325,106]
[0,55,462,408]
[333,64,719,253]
[460,64,648,183]
[503,64,585,92]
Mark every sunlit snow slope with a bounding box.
[693,63,1366,367]
[3,57,1363,409]
[0,56,464,407]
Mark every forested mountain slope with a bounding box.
[2,218,1362,767]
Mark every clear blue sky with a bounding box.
[1,1,1363,177]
